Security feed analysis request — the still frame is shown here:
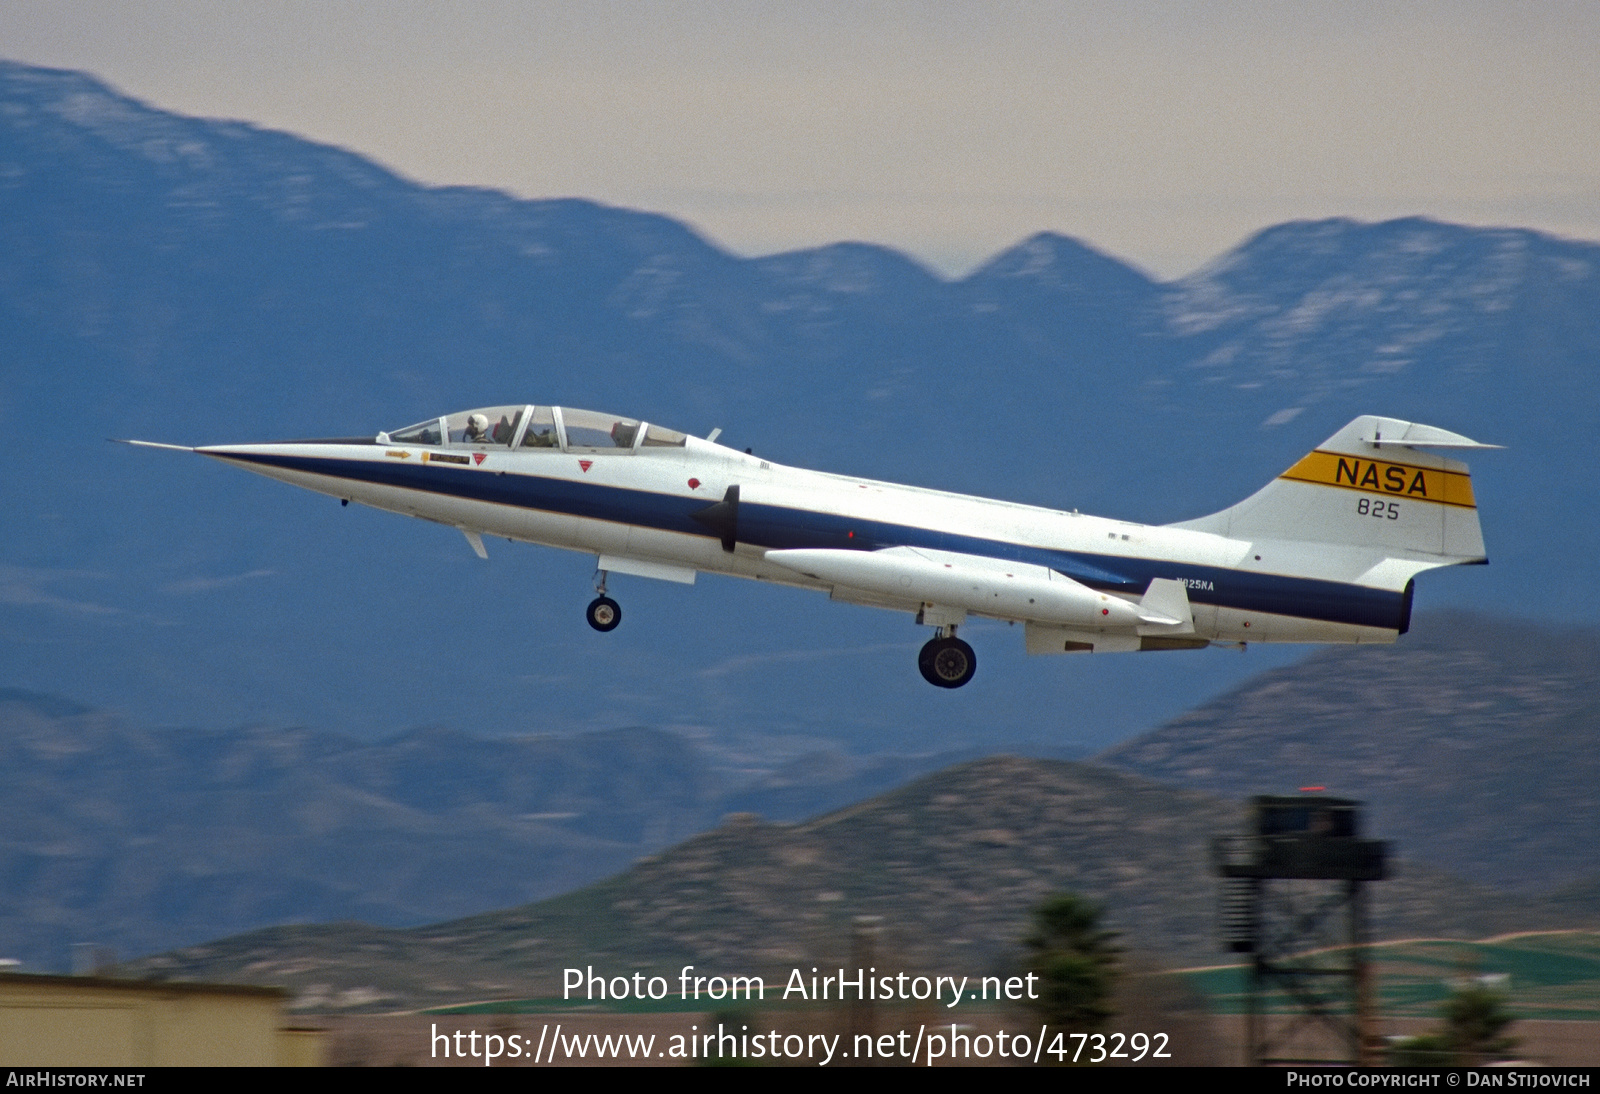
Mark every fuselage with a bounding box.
[195,405,1416,649]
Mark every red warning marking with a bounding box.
[579,460,593,472]
[1101,608,1109,615]
[472,452,486,465]
[688,478,701,489]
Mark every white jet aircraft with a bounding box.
[127,407,1494,688]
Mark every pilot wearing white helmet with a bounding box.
[464,413,490,443]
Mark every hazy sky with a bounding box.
[4,1,1597,278]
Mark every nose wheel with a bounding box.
[586,596,621,632]
[919,635,976,688]
[586,568,621,631]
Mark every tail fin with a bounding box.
[1170,416,1496,564]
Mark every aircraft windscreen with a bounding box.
[642,424,687,447]
[444,406,525,446]
[561,408,641,451]
[519,406,558,448]
[387,418,442,445]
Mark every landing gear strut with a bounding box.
[587,569,621,632]
[918,629,976,688]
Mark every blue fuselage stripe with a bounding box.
[228,452,1405,631]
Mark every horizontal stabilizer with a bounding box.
[1363,420,1501,450]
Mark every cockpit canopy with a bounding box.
[380,406,687,452]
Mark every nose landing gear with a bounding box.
[918,628,976,688]
[586,569,621,632]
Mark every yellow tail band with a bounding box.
[1279,450,1476,509]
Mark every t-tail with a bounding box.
[1169,415,1497,634]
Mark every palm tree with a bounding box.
[1024,893,1121,1031]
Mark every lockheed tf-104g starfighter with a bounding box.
[127,407,1494,688]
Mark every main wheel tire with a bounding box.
[918,636,976,688]
[586,596,622,632]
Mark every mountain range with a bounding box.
[5,611,1594,984]
[1100,611,1600,892]
[125,752,1587,1014]
[0,686,975,971]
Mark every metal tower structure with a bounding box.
[1213,795,1388,1066]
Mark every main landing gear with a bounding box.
[586,569,621,632]
[918,628,976,689]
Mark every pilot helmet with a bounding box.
[468,413,489,436]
